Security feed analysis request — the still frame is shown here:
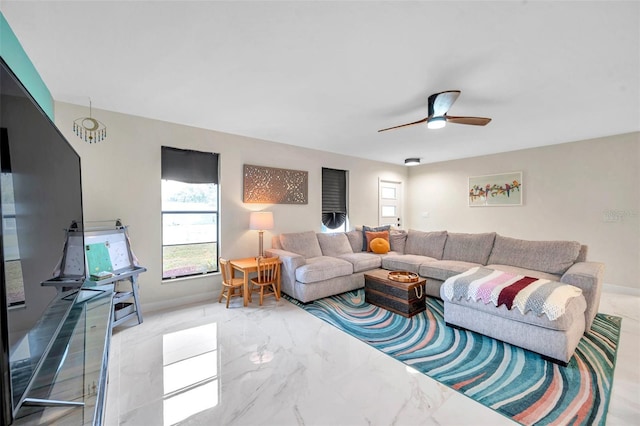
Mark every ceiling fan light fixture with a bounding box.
[377,90,491,133]
[427,116,446,130]
[404,158,420,166]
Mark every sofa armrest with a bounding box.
[561,261,604,330]
[265,248,306,296]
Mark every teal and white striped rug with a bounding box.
[287,290,621,426]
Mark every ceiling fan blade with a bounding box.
[377,116,429,132]
[445,115,492,126]
[428,90,461,117]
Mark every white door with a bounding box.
[378,179,402,229]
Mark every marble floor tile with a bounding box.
[105,287,640,425]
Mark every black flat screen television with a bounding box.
[0,57,84,424]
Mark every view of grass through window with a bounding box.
[162,180,218,279]
[2,172,25,306]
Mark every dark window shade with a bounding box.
[322,212,347,229]
[161,146,219,184]
[322,168,347,212]
[322,168,347,229]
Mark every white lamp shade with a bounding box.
[249,211,274,230]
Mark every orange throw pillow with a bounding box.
[370,237,390,254]
[365,230,390,252]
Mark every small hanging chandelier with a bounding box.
[73,100,107,143]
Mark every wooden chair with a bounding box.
[219,258,246,308]
[250,256,280,306]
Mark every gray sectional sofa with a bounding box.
[266,228,604,363]
[266,230,393,303]
[381,230,603,331]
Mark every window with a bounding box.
[1,128,25,307]
[321,168,348,232]
[161,147,219,280]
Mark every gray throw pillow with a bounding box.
[361,225,391,251]
[389,229,408,254]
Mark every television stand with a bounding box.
[22,397,84,408]
[12,285,113,425]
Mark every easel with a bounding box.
[83,219,146,329]
[44,219,146,329]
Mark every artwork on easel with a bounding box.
[85,243,113,274]
[84,229,133,273]
[56,221,140,280]
[62,234,85,277]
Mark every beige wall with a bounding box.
[405,132,640,290]
[54,102,407,310]
[54,101,639,304]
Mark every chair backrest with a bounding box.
[219,258,232,285]
[256,256,279,284]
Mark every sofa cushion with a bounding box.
[365,230,389,252]
[389,229,407,254]
[441,285,586,331]
[280,231,322,259]
[576,245,588,263]
[419,260,483,281]
[316,232,353,257]
[337,252,382,273]
[487,235,581,275]
[381,254,436,274]
[271,235,283,250]
[443,232,496,265]
[361,225,391,251]
[404,229,447,259]
[485,264,561,281]
[345,230,363,253]
[295,256,353,283]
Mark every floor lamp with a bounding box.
[249,212,274,258]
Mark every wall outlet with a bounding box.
[602,210,622,222]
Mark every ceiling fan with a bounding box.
[378,90,491,132]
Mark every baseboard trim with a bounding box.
[602,283,640,297]
[142,290,218,314]
[141,282,638,313]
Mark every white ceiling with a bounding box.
[2,1,639,165]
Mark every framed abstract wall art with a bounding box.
[243,164,308,204]
[468,171,522,206]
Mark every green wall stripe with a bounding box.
[0,12,54,120]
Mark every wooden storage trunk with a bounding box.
[364,269,427,318]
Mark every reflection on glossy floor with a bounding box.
[105,287,640,425]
